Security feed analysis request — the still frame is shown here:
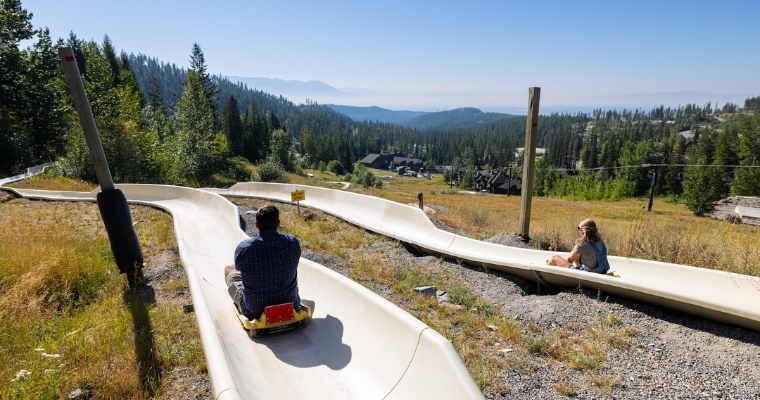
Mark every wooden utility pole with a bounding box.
[59,48,114,191]
[647,166,658,211]
[518,87,540,238]
[59,47,144,287]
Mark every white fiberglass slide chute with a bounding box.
[0,162,56,186]
[6,179,760,399]
[4,184,484,400]
[217,182,760,333]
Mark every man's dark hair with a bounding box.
[256,204,279,231]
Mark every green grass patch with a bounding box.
[566,342,606,370]
[0,200,204,399]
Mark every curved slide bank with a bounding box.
[3,184,484,400]
[5,180,760,398]
[215,182,760,333]
[0,162,56,186]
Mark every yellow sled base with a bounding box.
[237,303,312,338]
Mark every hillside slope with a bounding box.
[401,107,515,130]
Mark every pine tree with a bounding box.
[188,43,219,116]
[580,130,599,169]
[682,131,722,216]
[0,0,33,44]
[712,128,739,196]
[268,111,281,131]
[147,74,163,111]
[24,27,69,164]
[241,98,269,163]
[731,115,760,196]
[65,31,86,76]
[661,138,686,195]
[116,50,145,110]
[221,95,243,156]
[175,70,216,178]
[616,140,651,195]
[269,128,292,171]
[337,135,354,173]
[459,165,476,189]
[102,34,120,86]
[300,124,310,157]
[0,0,35,174]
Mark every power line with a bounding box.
[643,164,760,168]
[538,163,760,172]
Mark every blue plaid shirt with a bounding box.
[234,230,301,319]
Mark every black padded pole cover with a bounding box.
[96,188,143,274]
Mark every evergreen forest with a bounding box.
[2,0,759,216]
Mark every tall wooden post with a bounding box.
[59,47,144,286]
[518,87,540,238]
[647,166,658,212]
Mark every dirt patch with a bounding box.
[0,188,17,203]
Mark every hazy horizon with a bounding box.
[225,75,751,114]
[23,0,760,113]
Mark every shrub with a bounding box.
[227,156,251,180]
[327,160,344,175]
[346,162,377,187]
[252,155,290,183]
[293,163,306,177]
[532,231,572,252]
[459,165,475,189]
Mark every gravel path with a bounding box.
[237,202,760,399]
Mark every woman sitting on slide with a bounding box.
[547,219,612,275]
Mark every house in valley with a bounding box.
[360,153,427,172]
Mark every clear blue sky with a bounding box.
[22,0,760,112]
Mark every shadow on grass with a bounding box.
[122,284,161,396]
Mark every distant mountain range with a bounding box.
[223,75,752,119]
[326,105,427,124]
[225,75,355,102]
[399,107,515,130]
[326,105,515,130]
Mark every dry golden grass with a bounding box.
[7,175,97,192]
[328,170,760,276]
[0,199,204,399]
[291,168,342,183]
[277,206,381,261]
[590,373,620,397]
[555,381,578,397]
